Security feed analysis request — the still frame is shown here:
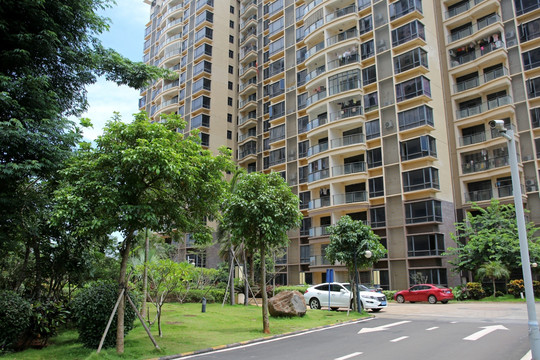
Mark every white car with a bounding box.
[303,282,387,312]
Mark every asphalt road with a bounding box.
[169,302,538,360]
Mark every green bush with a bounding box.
[382,290,396,301]
[176,289,227,303]
[71,282,138,349]
[508,279,525,298]
[465,282,486,300]
[452,284,467,301]
[18,299,70,350]
[534,281,540,298]
[274,285,309,295]
[0,290,32,352]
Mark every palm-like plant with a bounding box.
[476,261,510,297]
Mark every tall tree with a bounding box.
[53,112,233,353]
[0,0,168,249]
[445,199,540,275]
[326,216,387,312]
[222,172,302,333]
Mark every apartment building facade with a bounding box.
[141,0,540,290]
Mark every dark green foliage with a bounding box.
[176,289,227,304]
[382,290,396,301]
[274,285,309,295]
[21,299,70,349]
[0,290,31,351]
[71,282,138,349]
[534,281,540,298]
[465,282,486,300]
[508,279,524,298]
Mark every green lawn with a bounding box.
[3,303,365,360]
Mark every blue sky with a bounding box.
[80,0,150,140]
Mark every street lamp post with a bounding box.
[353,249,372,313]
[490,120,540,359]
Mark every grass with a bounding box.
[3,303,365,360]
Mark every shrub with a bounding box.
[0,290,32,352]
[176,288,227,303]
[508,279,525,298]
[452,285,467,301]
[534,281,540,298]
[274,285,309,295]
[466,282,486,300]
[382,290,396,301]
[71,281,139,349]
[18,299,70,350]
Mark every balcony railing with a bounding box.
[306,90,327,107]
[309,225,330,238]
[310,255,332,266]
[238,131,256,142]
[238,113,256,126]
[450,40,505,68]
[327,28,358,47]
[327,53,360,71]
[461,155,509,174]
[326,4,356,22]
[454,66,508,93]
[456,95,512,119]
[309,196,331,209]
[304,41,325,62]
[308,169,330,183]
[307,142,329,156]
[445,0,485,19]
[307,116,327,131]
[306,65,326,82]
[333,191,368,205]
[329,106,363,122]
[330,133,365,148]
[448,14,500,43]
[332,161,366,176]
[465,185,518,202]
[238,147,257,160]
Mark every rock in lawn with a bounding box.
[268,291,306,317]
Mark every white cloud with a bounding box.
[78,80,141,141]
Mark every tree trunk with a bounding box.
[492,277,496,297]
[141,228,149,318]
[242,247,248,305]
[116,236,132,354]
[229,246,235,305]
[33,238,42,299]
[260,245,270,334]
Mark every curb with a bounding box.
[159,315,373,360]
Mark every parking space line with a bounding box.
[426,327,439,331]
[334,352,363,360]
[390,336,409,343]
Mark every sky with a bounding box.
[79,0,150,141]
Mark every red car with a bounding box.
[394,284,454,304]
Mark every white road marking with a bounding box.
[334,352,363,360]
[426,327,439,331]
[358,320,411,334]
[463,325,509,341]
[450,321,458,324]
[520,350,532,360]
[390,336,409,342]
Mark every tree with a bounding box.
[445,199,540,275]
[53,112,234,353]
[326,216,387,312]
[476,261,510,297]
[222,172,303,333]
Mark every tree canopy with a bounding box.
[53,112,234,352]
[445,199,540,275]
[222,171,302,333]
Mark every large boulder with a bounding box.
[268,290,306,317]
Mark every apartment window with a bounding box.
[298,92,308,110]
[328,69,360,95]
[519,18,540,43]
[296,47,307,64]
[228,81,233,90]
[269,124,285,143]
[265,79,285,98]
[405,199,442,224]
[192,95,211,111]
[229,35,234,44]
[407,234,444,257]
[391,20,425,47]
[531,108,540,128]
[195,27,213,43]
[200,132,210,147]
[367,148,382,168]
[362,65,377,86]
[229,50,234,59]
[247,162,256,173]
[299,165,309,184]
[230,20,234,29]
[403,167,439,192]
[193,60,212,76]
[269,17,284,36]
[230,5,234,14]
[409,269,447,286]
[395,76,431,102]
[191,114,210,129]
[364,92,378,111]
[390,0,423,20]
[269,147,286,166]
[369,177,384,197]
[227,130,232,140]
[269,101,285,120]
[265,59,284,79]
[394,47,428,74]
[296,26,305,41]
[366,119,380,140]
[359,15,373,35]
[400,135,436,161]
[269,37,284,55]
[361,40,375,60]
[227,113,232,123]
[515,0,540,16]
[523,47,540,70]
[370,207,386,228]
[194,43,212,60]
[298,116,309,134]
[192,77,211,93]
[297,69,307,86]
[308,157,329,182]
[228,65,234,74]
[227,97,233,106]
[298,140,309,158]
[195,10,213,27]
[398,105,434,130]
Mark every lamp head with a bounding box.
[364,250,372,258]
[488,119,506,132]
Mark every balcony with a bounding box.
[307,115,328,131]
[306,65,326,83]
[306,89,327,107]
[461,155,509,174]
[453,66,508,94]
[390,0,422,22]
[238,147,257,160]
[329,105,363,122]
[327,53,360,71]
[304,41,325,62]
[326,4,357,22]
[330,133,365,149]
[333,191,368,205]
[310,255,332,266]
[448,14,500,43]
[515,0,540,16]
[327,28,358,47]
[456,95,512,120]
[308,168,330,183]
[307,142,329,156]
[309,196,331,209]
[445,0,486,19]
[465,185,517,202]
[332,161,366,176]
[450,40,505,68]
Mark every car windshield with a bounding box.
[435,285,448,289]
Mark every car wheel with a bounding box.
[309,298,321,310]
[396,295,405,303]
[331,307,339,311]
[371,308,381,312]
[428,295,437,304]
[441,300,449,304]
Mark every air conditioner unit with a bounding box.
[526,179,535,186]
[385,120,393,129]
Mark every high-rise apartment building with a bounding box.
[141,0,540,290]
